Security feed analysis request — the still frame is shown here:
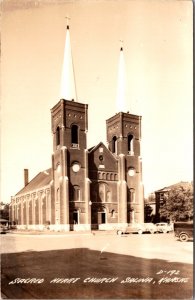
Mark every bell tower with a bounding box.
[50,23,91,231]
[106,111,143,223]
[51,99,88,152]
[51,99,90,231]
[106,112,141,156]
[106,45,144,225]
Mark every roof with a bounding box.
[88,145,96,152]
[155,181,192,193]
[16,168,52,196]
[88,142,105,153]
[88,141,117,159]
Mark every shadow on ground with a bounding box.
[1,248,193,299]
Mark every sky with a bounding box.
[1,0,193,203]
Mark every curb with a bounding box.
[7,230,116,236]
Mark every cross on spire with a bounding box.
[66,16,71,29]
[119,39,124,51]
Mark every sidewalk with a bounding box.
[7,229,116,236]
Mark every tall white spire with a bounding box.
[116,44,127,112]
[60,20,77,101]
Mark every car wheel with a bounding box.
[179,233,189,242]
[117,230,123,235]
[138,229,142,234]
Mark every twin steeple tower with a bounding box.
[55,22,143,229]
[9,21,144,232]
[60,22,127,112]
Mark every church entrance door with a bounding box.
[97,211,106,224]
[73,210,79,224]
[101,212,106,224]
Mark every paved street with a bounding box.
[1,232,193,299]
[1,231,193,263]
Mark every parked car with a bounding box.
[174,221,193,242]
[156,222,173,233]
[0,225,8,234]
[117,223,145,235]
[144,223,157,234]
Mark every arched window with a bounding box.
[129,208,135,223]
[112,136,117,154]
[106,191,111,202]
[71,125,78,147]
[128,134,134,154]
[129,188,135,203]
[98,172,102,180]
[98,183,110,203]
[56,126,60,146]
[99,183,105,202]
[111,209,115,218]
[56,163,61,174]
[73,185,80,201]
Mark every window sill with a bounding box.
[71,143,79,149]
[128,151,134,156]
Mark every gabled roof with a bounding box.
[16,168,52,196]
[88,141,117,159]
[88,142,118,173]
[155,181,192,193]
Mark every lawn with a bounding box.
[1,247,193,299]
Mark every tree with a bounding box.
[159,183,193,222]
[0,202,10,220]
[144,193,156,222]
[148,193,155,203]
[144,204,153,222]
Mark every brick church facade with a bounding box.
[9,26,144,231]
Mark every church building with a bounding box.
[9,24,144,231]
